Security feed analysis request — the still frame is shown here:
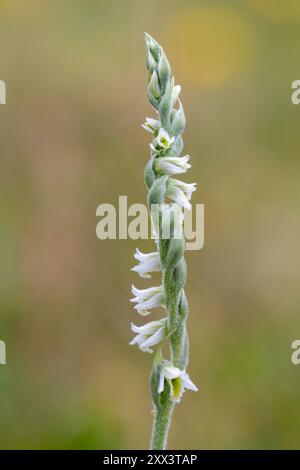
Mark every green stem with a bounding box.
[151,397,174,450]
[149,268,178,450]
[164,269,178,332]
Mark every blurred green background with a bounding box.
[0,0,300,449]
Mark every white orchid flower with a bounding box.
[142,117,161,135]
[154,155,191,175]
[166,178,196,210]
[131,248,161,278]
[130,318,168,353]
[150,128,175,152]
[158,361,198,403]
[130,285,165,316]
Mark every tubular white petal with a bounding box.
[129,334,144,346]
[146,118,160,128]
[131,286,165,316]
[134,248,159,262]
[133,292,165,312]
[167,185,191,210]
[166,178,196,210]
[180,371,198,392]
[163,155,190,165]
[140,345,153,353]
[131,318,166,335]
[131,285,162,299]
[155,161,188,175]
[141,124,153,133]
[142,117,161,134]
[132,250,161,278]
[163,364,181,380]
[132,258,161,277]
[135,307,151,316]
[172,179,197,198]
[155,155,191,175]
[172,85,181,106]
[131,268,151,279]
[130,318,167,353]
[139,326,166,352]
[158,369,165,394]
[130,335,153,353]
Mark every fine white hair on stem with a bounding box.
[130,33,198,450]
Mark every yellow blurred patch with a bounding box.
[0,0,41,13]
[0,0,24,9]
[164,5,257,90]
[247,0,300,22]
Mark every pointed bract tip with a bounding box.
[144,32,160,47]
[144,32,151,43]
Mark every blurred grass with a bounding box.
[0,0,299,449]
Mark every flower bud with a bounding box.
[148,71,160,98]
[158,51,171,94]
[165,238,185,271]
[159,79,174,130]
[168,135,184,158]
[173,258,187,293]
[144,158,156,189]
[145,32,160,62]
[147,71,160,109]
[170,105,186,136]
[147,175,168,209]
[146,48,157,72]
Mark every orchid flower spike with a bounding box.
[130,33,199,450]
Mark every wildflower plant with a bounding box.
[130,33,198,449]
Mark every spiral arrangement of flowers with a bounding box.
[130,33,198,450]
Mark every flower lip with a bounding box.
[150,128,175,152]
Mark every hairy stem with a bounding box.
[151,396,174,450]
[149,270,177,449]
